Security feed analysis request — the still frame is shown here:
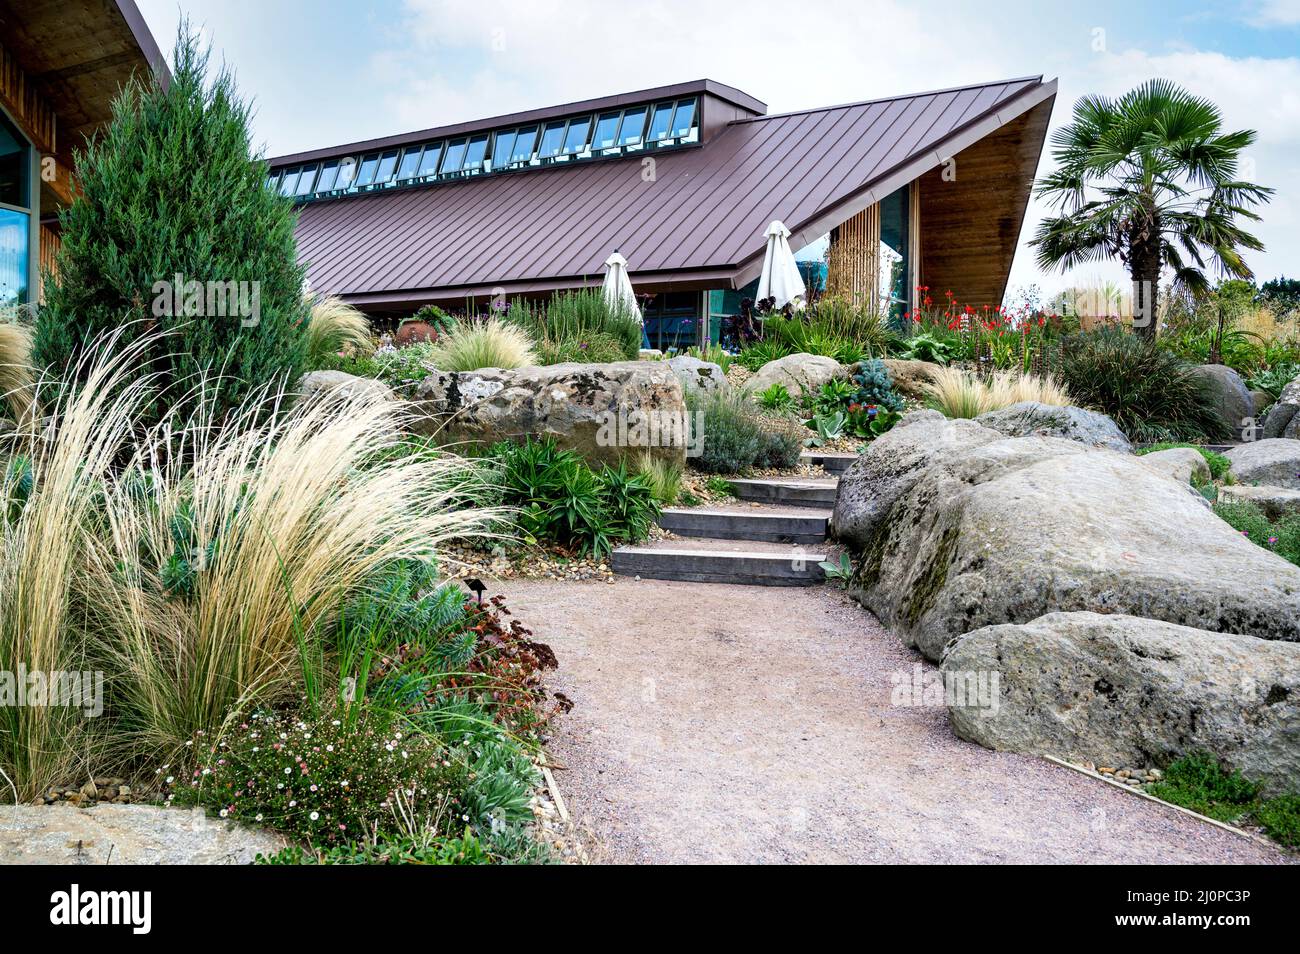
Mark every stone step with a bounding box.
[800,451,857,473]
[726,478,838,508]
[658,507,829,543]
[612,538,827,586]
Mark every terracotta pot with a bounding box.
[394,321,438,346]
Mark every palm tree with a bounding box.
[1032,79,1273,339]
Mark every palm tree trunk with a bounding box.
[1128,213,1161,341]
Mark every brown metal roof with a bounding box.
[292,76,1056,308]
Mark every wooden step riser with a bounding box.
[728,483,838,508]
[657,511,828,544]
[611,549,826,586]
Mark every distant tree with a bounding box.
[33,24,308,425]
[1259,277,1300,318]
[1032,79,1273,339]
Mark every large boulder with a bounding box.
[1138,446,1210,485]
[833,424,1300,661]
[831,411,1002,550]
[1218,483,1300,520]
[409,360,687,467]
[1225,438,1300,489]
[741,352,844,400]
[296,369,395,405]
[667,355,728,397]
[1262,374,1300,439]
[0,804,284,864]
[941,612,1300,795]
[974,402,1132,453]
[880,359,942,400]
[1189,364,1253,439]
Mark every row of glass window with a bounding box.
[268,98,697,200]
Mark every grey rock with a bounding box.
[296,369,395,405]
[879,359,942,400]
[1217,483,1300,520]
[1262,375,1300,439]
[1189,364,1254,439]
[974,401,1133,453]
[667,355,728,397]
[741,352,844,400]
[1251,390,1274,416]
[1137,447,1210,485]
[1225,438,1300,489]
[942,612,1300,796]
[0,804,285,864]
[830,413,1003,551]
[835,430,1300,661]
[410,360,687,467]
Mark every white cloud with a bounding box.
[1247,0,1300,26]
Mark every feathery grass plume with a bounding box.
[0,330,163,800]
[0,319,35,428]
[90,375,502,761]
[304,295,375,369]
[428,318,537,372]
[924,367,1073,418]
[636,452,683,505]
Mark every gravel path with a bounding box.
[505,577,1290,865]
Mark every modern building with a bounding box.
[270,75,1056,347]
[0,0,166,308]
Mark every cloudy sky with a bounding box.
[136,0,1300,298]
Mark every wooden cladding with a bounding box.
[0,40,56,155]
[825,203,880,306]
[39,225,60,304]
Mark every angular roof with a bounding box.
[291,75,1057,308]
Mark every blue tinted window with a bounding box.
[0,111,29,207]
[492,131,516,169]
[647,102,674,141]
[538,121,566,158]
[354,153,380,186]
[316,161,340,191]
[295,164,319,195]
[416,143,443,177]
[670,99,696,138]
[278,168,300,196]
[562,116,592,154]
[592,112,620,149]
[0,207,29,305]
[463,134,489,171]
[373,150,399,184]
[440,139,467,174]
[617,107,647,146]
[265,171,280,192]
[396,147,422,180]
[510,126,538,163]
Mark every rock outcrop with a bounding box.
[1225,438,1300,489]
[942,612,1300,795]
[410,360,688,466]
[741,353,844,400]
[974,402,1132,453]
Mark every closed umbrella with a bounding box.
[602,250,648,348]
[756,220,806,310]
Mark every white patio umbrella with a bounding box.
[756,220,806,310]
[601,251,643,323]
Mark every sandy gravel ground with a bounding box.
[502,577,1290,865]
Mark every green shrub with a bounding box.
[1058,328,1228,441]
[1147,751,1258,823]
[32,28,309,426]
[736,340,794,371]
[304,296,373,370]
[509,289,641,361]
[1248,362,1300,401]
[1254,795,1300,849]
[537,331,629,365]
[1136,442,1231,480]
[485,438,659,556]
[850,359,905,414]
[170,708,471,846]
[1213,500,1300,566]
[686,389,764,474]
[756,382,795,412]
